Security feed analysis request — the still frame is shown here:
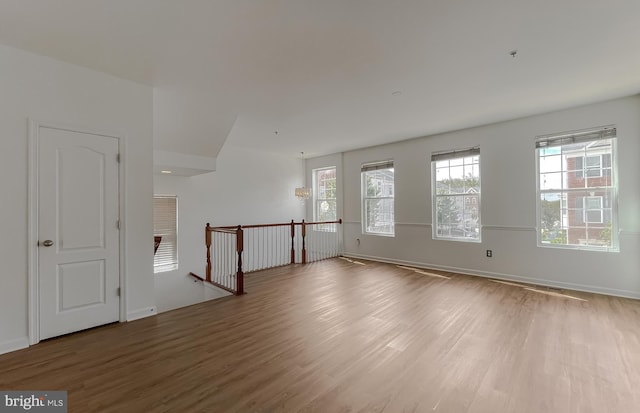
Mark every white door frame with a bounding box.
[27,120,128,345]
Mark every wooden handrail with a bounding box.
[297,219,343,226]
[209,228,238,234]
[207,219,342,231]
[200,218,342,296]
[237,222,297,229]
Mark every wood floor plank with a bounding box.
[1,258,639,412]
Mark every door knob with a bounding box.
[42,240,54,247]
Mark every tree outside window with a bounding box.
[432,148,481,242]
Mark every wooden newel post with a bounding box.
[301,219,307,264]
[205,223,212,283]
[236,225,244,295]
[290,219,295,264]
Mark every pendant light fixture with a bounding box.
[295,152,312,200]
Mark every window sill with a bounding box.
[433,237,481,243]
[537,243,619,253]
[363,232,395,237]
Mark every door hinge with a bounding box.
[116,153,120,163]
[116,220,120,230]
[116,287,121,297]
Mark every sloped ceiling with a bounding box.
[0,0,639,158]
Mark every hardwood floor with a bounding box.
[2,258,640,412]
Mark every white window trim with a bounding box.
[431,148,481,243]
[584,154,603,178]
[583,196,604,224]
[535,126,618,252]
[312,166,337,231]
[361,161,395,236]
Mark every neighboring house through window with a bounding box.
[153,195,178,272]
[536,126,617,250]
[361,160,394,236]
[577,196,604,224]
[432,147,481,241]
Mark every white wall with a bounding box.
[0,45,155,354]
[325,95,640,298]
[153,143,305,312]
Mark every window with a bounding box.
[361,160,394,235]
[313,167,337,230]
[153,196,178,272]
[576,196,604,224]
[575,154,612,178]
[536,126,617,250]
[432,147,481,241]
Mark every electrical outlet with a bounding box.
[486,250,492,257]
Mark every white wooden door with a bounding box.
[38,126,120,340]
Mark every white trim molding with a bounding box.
[342,253,640,300]
[127,307,158,322]
[28,119,128,345]
[0,337,30,356]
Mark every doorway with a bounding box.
[29,122,124,342]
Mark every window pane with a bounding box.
[435,167,450,185]
[433,150,481,242]
[540,193,564,244]
[585,155,600,168]
[450,157,463,167]
[540,172,564,190]
[364,198,394,234]
[585,197,601,209]
[450,165,464,181]
[313,167,337,224]
[364,173,378,197]
[537,133,616,250]
[585,210,602,223]
[362,163,394,235]
[539,154,562,173]
[317,200,336,221]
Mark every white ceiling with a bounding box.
[1,0,639,159]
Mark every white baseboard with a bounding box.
[127,306,158,321]
[0,336,30,356]
[342,253,640,300]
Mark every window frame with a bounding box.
[576,154,606,178]
[535,126,618,251]
[361,160,395,236]
[153,195,178,273]
[584,155,603,177]
[581,196,604,224]
[431,147,481,242]
[312,166,337,231]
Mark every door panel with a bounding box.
[58,146,106,250]
[57,260,106,311]
[38,126,120,340]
